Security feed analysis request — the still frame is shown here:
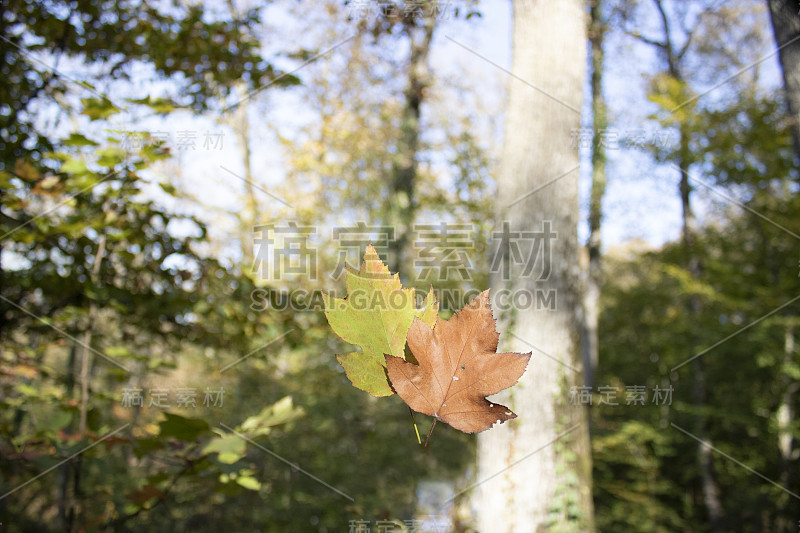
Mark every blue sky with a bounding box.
[175,0,783,255]
[26,0,785,265]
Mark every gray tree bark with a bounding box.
[387,11,435,277]
[767,0,800,162]
[583,0,608,390]
[475,1,594,531]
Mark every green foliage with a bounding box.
[1,3,312,527]
[1,93,474,533]
[593,90,800,532]
[12,0,800,531]
[1,0,299,169]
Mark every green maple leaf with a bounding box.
[324,244,438,396]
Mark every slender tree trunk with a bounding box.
[0,215,5,338]
[60,234,106,532]
[387,13,434,277]
[583,0,607,390]
[767,0,800,161]
[230,87,259,267]
[648,0,726,526]
[475,1,594,530]
[225,1,259,268]
[676,79,726,533]
[675,86,726,533]
[57,342,77,531]
[79,235,105,433]
[777,322,798,530]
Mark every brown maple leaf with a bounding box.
[385,290,531,434]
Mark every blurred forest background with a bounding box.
[1,0,799,531]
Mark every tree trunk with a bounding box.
[677,69,726,533]
[583,0,607,390]
[230,88,259,267]
[777,322,798,530]
[387,13,434,277]
[475,1,594,531]
[675,65,726,533]
[225,1,259,268]
[767,0,800,162]
[649,0,726,526]
[68,234,105,532]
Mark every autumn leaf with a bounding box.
[385,290,531,434]
[324,244,438,396]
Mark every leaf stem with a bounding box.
[425,418,437,447]
[408,406,421,445]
